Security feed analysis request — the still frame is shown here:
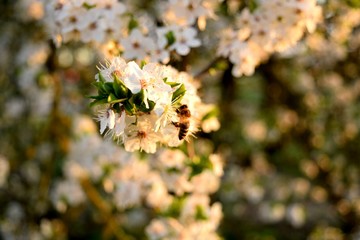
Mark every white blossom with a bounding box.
[96,108,116,134]
[0,156,10,187]
[169,26,201,56]
[124,114,162,153]
[121,29,155,60]
[217,0,322,77]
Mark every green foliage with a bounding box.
[346,0,360,8]
[247,0,259,12]
[171,84,186,105]
[128,17,139,31]
[113,76,129,99]
[188,156,213,178]
[82,2,97,9]
[165,31,176,46]
[132,90,156,112]
[195,205,208,221]
[162,197,185,218]
[90,72,154,114]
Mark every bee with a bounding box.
[173,104,191,140]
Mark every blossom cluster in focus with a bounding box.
[91,56,217,153]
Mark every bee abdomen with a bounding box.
[178,122,189,140]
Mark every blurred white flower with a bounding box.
[202,117,220,133]
[121,29,155,60]
[169,26,201,56]
[287,203,306,228]
[96,108,116,134]
[191,170,220,194]
[114,180,142,209]
[163,0,216,27]
[146,218,185,240]
[52,179,86,212]
[0,156,9,187]
[217,0,322,77]
[145,173,173,210]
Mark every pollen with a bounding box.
[140,79,148,89]
[112,70,122,78]
[132,42,140,49]
[137,131,147,139]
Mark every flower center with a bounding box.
[89,22,97,30]
[140,79,148,89]
[133,42,140,49]
[112,70,122,78]
[69,16,77,23]
[105,4,112,10]
[137,131,146,139]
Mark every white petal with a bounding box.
[114,112,126,136]
[189,39,201,47]
[108,109,116,129]
[99,117,107,134]
[124,137,140,152]
[176,44,190,56]
[124,61,142,93]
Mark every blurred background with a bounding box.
[1,0,360,239]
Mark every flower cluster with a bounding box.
[146,198,222,240]
[46,0,127,45]
[45,0,217,62]
[91,56,216,153]
[217,0,322,77]
[52,116,224,238]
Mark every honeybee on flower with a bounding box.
[91,56,213,153]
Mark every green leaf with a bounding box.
[195,206,208,220]
[166,81,182,88]
[165,31,176,46]
[162,197,185,218]
[138,100,155,112]
[132,90,145,105]
[140,60,147,69]
[107,93,117,103]
[82,2,96,9]
[92,81,107,95]
[90,98,108,108]
[214,59,229,71]
[109,98,127,104]
[97,72,106,83]
[172,84,186,105]
[91,81,102,89]
[202,107,219,120]
[104,82,114,94]
[188,156,213,178]
[88,95,107,100]
[128,18,139,31]
[166,167,181,174]
[247,0,258,12]
[113,76,129,99]
[123,100,136,115]
[132,90,155,112]
[347,0,360,8]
